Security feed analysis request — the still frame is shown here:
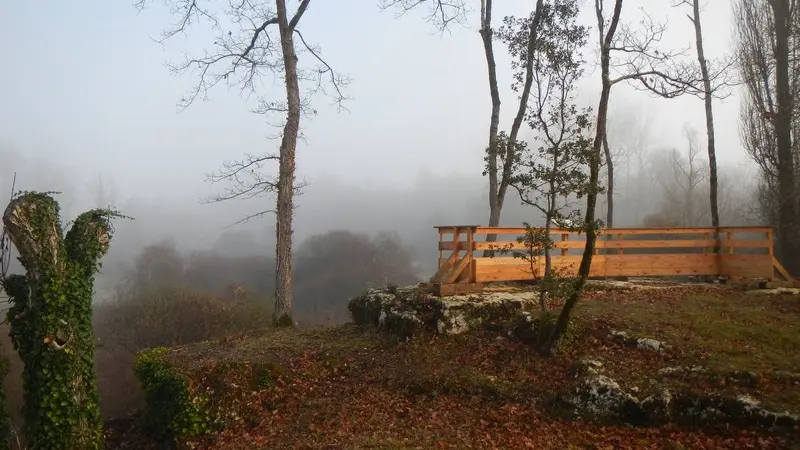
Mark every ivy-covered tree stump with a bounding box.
[0,192,124,450]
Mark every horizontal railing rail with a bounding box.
[428,225,788,295]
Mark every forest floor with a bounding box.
[105,282,800,449]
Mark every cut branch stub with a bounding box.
[2,194,65,283]
[65,210,113,266]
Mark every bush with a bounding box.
[92,241,275,421]
[134,348,284,447]
[293,230,420,325]
[95,285,272,350]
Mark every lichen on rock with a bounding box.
[348,284,539,338]
[561,374,644,424]
[557,360,799,429]
[570,357,604,378]
[609,330,667,352]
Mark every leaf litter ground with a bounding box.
[105,283,800,449]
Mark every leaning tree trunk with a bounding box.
[481,0,503,255]
[1,193,118,450]
[543,0,623,356]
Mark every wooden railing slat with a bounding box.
[432,225,782,286]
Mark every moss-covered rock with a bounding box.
[556,361,799,429]
[348,285,540,338]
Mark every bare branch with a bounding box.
[202,152,281,203]
[288,0,311,30]
[378,0,469,32]
[138,0,350,115]
[135,0,221,43]
[606,8,739,100]
[293,29,351,112]
[201,151,308,226]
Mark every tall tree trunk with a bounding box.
[602,134,613,258]
[771,0,799,274]
[481,0,502,244]
[543,0,623,355]
[603,133,614,229]
[500,0,546,211]
[540,216,553,313]
[483,0,545,255]
[273,0,301,326]
[691,0,720,250]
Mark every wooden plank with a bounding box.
[472,240,580,251]
[430,283,484,297]
[719,254,773,279]
[474,256,603,282]
[472,226,772,236]
[430,263,453,282]
[441,256,471,284]
[603,254,719,277]
[474,227,583,235]
[477,255,604,266]
[431,248,460,282]
[465,228,475,282]
[468,238,769,252]
[440,241,470,251]
[767,230,774,257]
[437,226,777,285]
[600,227,772,235]
[772,256,793,281]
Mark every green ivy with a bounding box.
[134,348,218,447]
[1,192,129,450]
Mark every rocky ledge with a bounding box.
[348,284,540,338]
[557,357,799,429]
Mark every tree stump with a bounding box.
[1,192,123,450]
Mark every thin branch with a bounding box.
[288,0,311,30]
[294,29,351,112]
[607,8,739,100]
[378,0,468,32]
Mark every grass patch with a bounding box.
[576,291,800,372]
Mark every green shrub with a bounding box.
[134,348,218,446]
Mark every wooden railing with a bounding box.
[429,225,791,295]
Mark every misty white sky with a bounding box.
[0,0,749,205]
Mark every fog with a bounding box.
[0,0,766,318]
[0,0,773,431]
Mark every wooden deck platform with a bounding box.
[429,225,792,296]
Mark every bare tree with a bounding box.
[589,4,731,229]
[605,101,655,225]
[379,0,546,252]
[653,125,710,226]
[734,0,800,272]
[670,0,739,253]
[137,0,349,325]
